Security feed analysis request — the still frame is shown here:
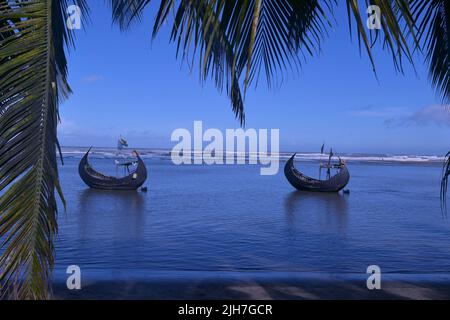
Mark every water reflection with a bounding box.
[78,189,146,239]
[284,191,349,233]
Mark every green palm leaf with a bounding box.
[411,0,449,212]
[0,0,87,299]
[110,0,246,124]
[441,151,450,216]
[110,0,335,124]
[346,0,417,74]
[412,0,449,104]
[110,0,419,124]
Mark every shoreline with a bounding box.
[52,278,450,300]
[52,271,450,300]
[58,146,446,165]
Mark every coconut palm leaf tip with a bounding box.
[110,0,338,125]
[411,0,449,105]
[441,152,450,215]
[0,0,88,299]
[110,0,422,124]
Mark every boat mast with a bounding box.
[116,135,129,176]
[327,148,333,179]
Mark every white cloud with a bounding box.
[349,106,410,118]
[384,105,450,128]
[82,74,104,83]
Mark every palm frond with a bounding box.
[219,0,333,91]
[110,0,246,123]
[0,0,88,299]
[110,1,424,123]
[110,0,334,125]
[412,0,449,104]
[441,151,450,216]
[109,0,151,29]
[412,0,450,213]
[159,0,247,124]
[345,0,417,74]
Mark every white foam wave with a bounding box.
[59,147,444,164]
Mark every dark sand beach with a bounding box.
[53,276,450,300]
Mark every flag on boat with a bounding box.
[117,136,128,150]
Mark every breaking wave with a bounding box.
[59,147,444,164]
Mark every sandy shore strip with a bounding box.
[52,276,450,300]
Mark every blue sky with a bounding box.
[59,1,450,155]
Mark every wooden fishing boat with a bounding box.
[79,148,147,190]
[284,154,349,192]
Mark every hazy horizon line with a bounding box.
[59,145,446,157]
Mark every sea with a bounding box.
[51,146,450,291]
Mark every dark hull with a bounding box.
[284,154,349,192]
[79,148,147,190]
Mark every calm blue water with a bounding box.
[54,157,450,281]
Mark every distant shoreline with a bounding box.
[58,146,445,165]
